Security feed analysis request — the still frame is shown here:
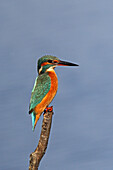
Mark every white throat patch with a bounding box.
[39,65,56,74]
[46,66,55,72]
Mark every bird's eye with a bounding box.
[48,60,52,63]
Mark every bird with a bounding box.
[29,55,79,131]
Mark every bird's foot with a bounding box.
[44,106,53,113]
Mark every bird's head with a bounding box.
[37,55,79,74]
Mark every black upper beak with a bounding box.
[58,60,79,66]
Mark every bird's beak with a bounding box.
[58,60,79,66]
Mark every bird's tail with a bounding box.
[31,112,40,131]
[31,112,36,131]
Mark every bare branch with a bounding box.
[29,110,53,170]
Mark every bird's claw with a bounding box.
[44,106,53,113]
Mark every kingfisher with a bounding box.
[29,55,79,131]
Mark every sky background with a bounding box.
[0,0,113,170]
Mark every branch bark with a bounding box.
[29,110,53,170]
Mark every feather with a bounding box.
[29,72,51,112]
[31,112,36,131]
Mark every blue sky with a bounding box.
[0,0,113,169]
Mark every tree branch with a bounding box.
[29,110,53,170]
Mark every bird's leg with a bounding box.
[44,106,53,113]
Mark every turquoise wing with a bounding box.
[29,72,51,112]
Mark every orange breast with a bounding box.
[34,70,58,115]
